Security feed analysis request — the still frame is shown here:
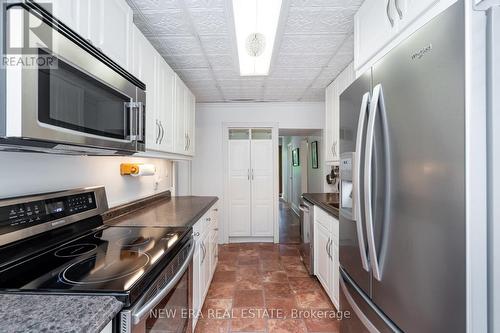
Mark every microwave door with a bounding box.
[4,5,145,153]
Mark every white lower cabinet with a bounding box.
[314,206,339,309]
[192,203,218,331]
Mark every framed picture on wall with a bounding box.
[292,148,299,166]
[311,141,319,169]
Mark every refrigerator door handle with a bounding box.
[365,84,384,281]
[354,92,371,272]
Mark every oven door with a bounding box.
[4,4,145,153]
[119,240,194,333]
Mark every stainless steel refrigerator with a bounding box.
[339,2,466,332]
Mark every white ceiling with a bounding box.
[125,0,363,102]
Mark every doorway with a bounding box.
[278,129,323,244]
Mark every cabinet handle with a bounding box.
[155,120,160,144]
[395,0,403,19]
[386,0,394,27]
[328,239,333,260]
[214,228,219,231]
[193,232,200,237]
[207,217,211,222]
[247,169,250,180]
[184,133,188,151]
[159,121,165,144]
[325,238,330,258]
[187,134,191,150]
[251,169,254,180]
[332,141,337,157]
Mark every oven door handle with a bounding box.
[130,244,194,325]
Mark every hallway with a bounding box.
[279,199,301,244]
[195,243,339,333]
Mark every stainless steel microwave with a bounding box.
[0,2,146,155]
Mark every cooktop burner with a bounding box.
[0,225,190,305]
[61,252,150,285]
[54,244,97,258]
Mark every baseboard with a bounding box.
[229,236,274,243]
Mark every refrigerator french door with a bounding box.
[339,2,466,332]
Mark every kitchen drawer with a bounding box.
[314,206,333,232]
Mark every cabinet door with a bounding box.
[174,76,187,154]
[315,221,331,295]
[201,234,211,299]
[192,237,202,322]
[399,0,440,28]
[228,133,252,236]
[157,60,175,152]
[324,84,335,163]
[354,0,399,71]
[88,0,132,69]
[132,26,158,151]
[35,0,84,36]
[185,90,196,156]
[250,135,274,236]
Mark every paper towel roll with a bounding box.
[131,164,156,177]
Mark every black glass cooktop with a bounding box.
[0,225,190,305]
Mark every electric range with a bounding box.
[0,187,194,333]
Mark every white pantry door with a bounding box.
[250,134,274,236]
[228,130,251,236]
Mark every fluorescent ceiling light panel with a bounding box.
[232,0,282,76]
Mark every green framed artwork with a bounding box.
[311,141,318,169]
[292,148,299,166]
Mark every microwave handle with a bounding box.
[125,102,144,142]
[137,102,144,142]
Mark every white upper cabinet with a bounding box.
[354,0,456,72]
[173,76,195,156]
[156,59,176,153]
[87,0,132,70]
[34,0,86,37]
[174,76,187,154]
[398,0,440,27]
[354,0,400,71]
[131,26,157,150]
[324,63,355,164]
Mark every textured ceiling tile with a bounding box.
[154,36,203,55]
[177,68,214,81]
[127,0,358,102]
[301,88,325,101]
[163,54,209,69]
[207,54,235,68]
[188,9,227,35]
[184,0,225,8]
[140,10,192,35]
[268,67,322,80]
[199,35,233,55]
[126,0,180,11]
[285,7,357,34]
[279,34,345,54]
[326,51,352,69]
[212,68,241,80]
[275,54,331,68]
[290,0,364,8]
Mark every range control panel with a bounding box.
[0,192,97,236]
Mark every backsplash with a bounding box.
[0,153,173,207]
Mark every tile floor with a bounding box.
[279,200,301,244]
[194,243,340,333]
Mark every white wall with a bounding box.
[0,153,173,207]
[282,135,324,214]
[192,102,324,243]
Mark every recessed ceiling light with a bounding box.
[232,0,282,76]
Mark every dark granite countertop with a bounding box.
[0,294,122,333]
[104,195,219,228]
[302,193,340,218]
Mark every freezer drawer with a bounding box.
[340,268,400,333]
